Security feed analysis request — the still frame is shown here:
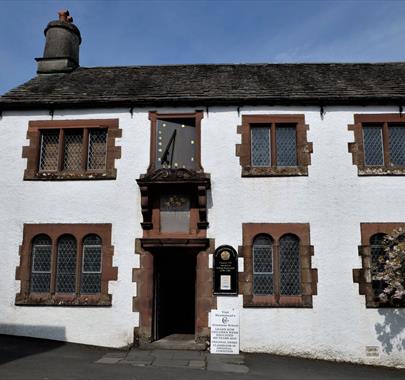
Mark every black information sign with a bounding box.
[213,245,238,295]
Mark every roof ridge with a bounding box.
[76,62,405,70]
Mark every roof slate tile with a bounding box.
[1,63,405,109]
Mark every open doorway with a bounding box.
[153,249,196,341]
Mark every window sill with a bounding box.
[243,295,312,308]
[244,304,313,308]
[24,170,117,181]
[366,304,405,308]
[365,298,405,308]
[15,294,112,306]
[358,167,405,176]
[242,166,308,177]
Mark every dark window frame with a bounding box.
[240,223,317,308]
[252,234,274,296]
[30,234,52,293]
[353,223,405,308]
[236,115,313,177]
[349,114,405,175]
[81,234,103,294]
[369,233,388,299]
[15,224,117,306]
[23,119,121,180]
[55,234,77,294]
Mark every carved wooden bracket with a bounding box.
[139,185,153,230]
[197,185,208,229]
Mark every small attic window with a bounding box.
[23,119,121,180]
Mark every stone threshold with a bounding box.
[140,334,207,351]
[95,345,248,373]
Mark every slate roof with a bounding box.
[1,63,405,110]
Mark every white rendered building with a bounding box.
[0,11,404,368]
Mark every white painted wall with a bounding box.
[0,106,404,367]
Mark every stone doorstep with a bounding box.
[172,350,205,360]
[96,349,248,372]
[142,341,206,351]
[140,334,207,351]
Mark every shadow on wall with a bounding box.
[0,324,65,365]
[375,309,405,354]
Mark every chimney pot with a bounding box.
[58,10,70,22]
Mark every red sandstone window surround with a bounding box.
[23,119,121,180]
[349,114,405,175]
[15,224,117,306]
[239,223,317,307]
[236,115,313,177]
[353,223,405,308]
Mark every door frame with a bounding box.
[133,238,216,346]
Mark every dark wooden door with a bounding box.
[154,250,196,340]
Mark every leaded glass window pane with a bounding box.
[363,125,384,166]
[30,235,52,293]
[63,130,83,171]
[276,125,297,166]
[56,235,77,293]
[370,233,387,297]
[88,129,107,170]
[81,234,102,294]
[39,131,59,171]
[253,234,273,295]
[251,126,271,167]
[389,124,405,166]
[280,234,300,295]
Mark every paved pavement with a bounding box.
[1,334,405,380]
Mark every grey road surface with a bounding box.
[0,335,404,380]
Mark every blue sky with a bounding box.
[1,0,405,94]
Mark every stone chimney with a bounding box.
[36,10,82,74]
